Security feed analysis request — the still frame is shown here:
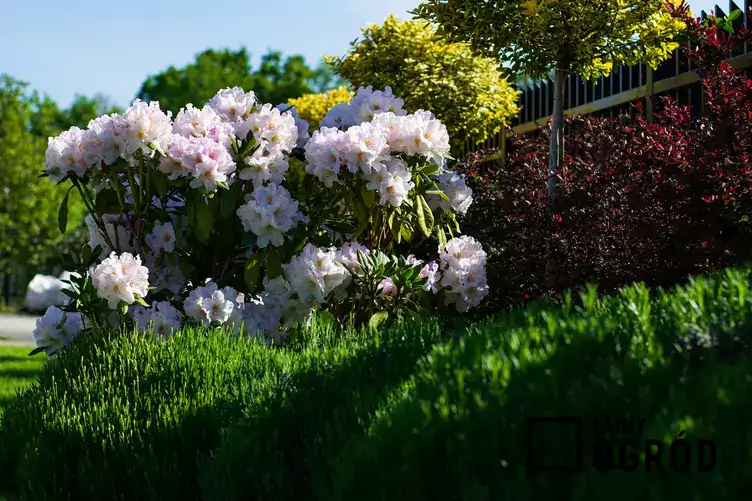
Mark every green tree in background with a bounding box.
[136,48,343,114]
[0,76,87,279]
[53,94,122,131]
[326,15,520,150]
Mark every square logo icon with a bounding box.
[526,417,583,472]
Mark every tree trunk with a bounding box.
[548,68,566,202]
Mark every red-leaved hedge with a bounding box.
[458,8,752,313]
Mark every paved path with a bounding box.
[0,314,38,346]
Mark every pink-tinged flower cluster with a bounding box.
[159,134,236,191]
[283,244,350,304]
[438,236,488,312]
[33,306,83,356]
[320,86,406,128]
[131,300,183,337]
[183,282,241,327]
[236,184,308,248]
[426,171,473,216]
[90,252,150,308]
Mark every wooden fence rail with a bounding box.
[458,0,752,158]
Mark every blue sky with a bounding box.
[0,0,729,109]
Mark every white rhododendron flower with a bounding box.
[208,87,257,125]
[131,301,183,337]
[336,242,371,274]
[438,236,488,312]
[366,157,415,207]
[320,102,354,129]
[321,86,405,129]
[240,149,290,186]
[120,99,173,161]
[173,103,222,139]
[83,114,126,168]
[278,104,310,147]
[43,127,87,182]
[160,134,236,191]
[402,110,451,166]
[304,127,346,187]
[90,252,150,308]
[427,171,473,216]
[283,244,350,304]
[86,213,135,255]
[146,221,176,253]
[149,259,185,295]
[33,306,83,355]
[343,122,389,175]
[377,278,398,297]
[236,184,308,248]
[236,103,298,154]
[419,261,440,293]
[183,282,238,326]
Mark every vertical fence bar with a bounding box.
[646,66,654,124]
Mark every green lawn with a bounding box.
[0,346,45,415]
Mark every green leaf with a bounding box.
[728,9,742,22]
[415,195,434,238]
[58,186,73,234]
[244,258,262,294]
[400,223,413,242]
[265,247,284,278]
[135,296,149,307]
[361,185,375,207]
[94,189,120,214]
[368,311,389,330]
[221,189,236,219]
[28,347,47,357]
[422,164,440,176]
[195,201,213,244]
[152,171,169,198]
[437,227,447,247]
[317,309,336,326]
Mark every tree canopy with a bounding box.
[412,0,686,80]
[325,15,520,149]
[413,0,686,200]
[0,75,100,277]
[136,48,344,114]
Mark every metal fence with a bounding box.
[458,0,752,158]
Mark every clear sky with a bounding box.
[0,0,733,109]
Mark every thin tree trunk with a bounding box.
[548,68,566,202]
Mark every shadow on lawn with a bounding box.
[198,329,446,501]
[327,329,752,501]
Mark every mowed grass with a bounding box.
[0,346,45,415]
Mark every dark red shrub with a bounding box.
[458,9,752,313]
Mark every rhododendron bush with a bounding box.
[33,86,487,356]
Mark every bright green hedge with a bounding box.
[0,319,446,500]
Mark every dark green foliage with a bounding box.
[323,266,752,500]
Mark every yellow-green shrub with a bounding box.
[325,16,520,149]
[288,86,354,130]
